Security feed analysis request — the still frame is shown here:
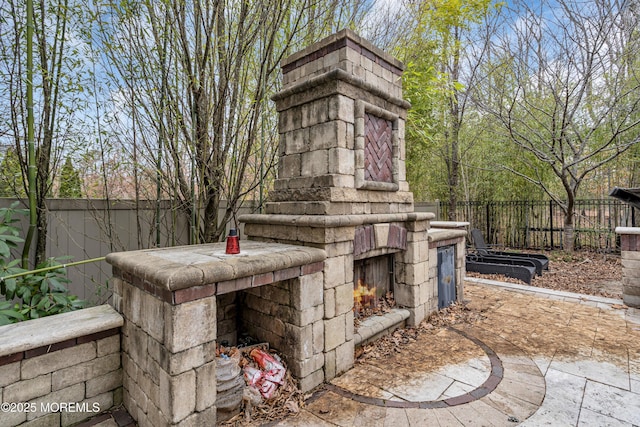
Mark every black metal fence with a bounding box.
[441,199,636,252]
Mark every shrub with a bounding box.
[0,202,83,325]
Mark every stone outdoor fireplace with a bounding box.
[241,28,466,381]
[106,30,467,426]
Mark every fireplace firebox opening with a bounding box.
[353,254,395,319]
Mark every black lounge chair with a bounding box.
[469,228,549,274]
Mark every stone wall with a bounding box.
[0,305,123,427]
[615,227,640,308]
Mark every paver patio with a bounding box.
[274,279,640,426]
[82,279,640,426]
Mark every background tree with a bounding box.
[58,156,82,198]
[0,147,25,197]
[0,0,89,265]
[91,0,368,244]
[477,0,640,251]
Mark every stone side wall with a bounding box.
[217,293,238,346]
[240,271,325,392]
[0,305,123,427]
[112,276,218,427]
[616,227,640,308]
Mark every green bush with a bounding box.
[0,202,83,325]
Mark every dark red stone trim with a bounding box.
[174,284,216,304]
[25,337,78,358]
[0,352,23,366]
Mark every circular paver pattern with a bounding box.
[300,325,546,426]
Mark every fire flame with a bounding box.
[353,279,377,312]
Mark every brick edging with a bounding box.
[0,327,120,367]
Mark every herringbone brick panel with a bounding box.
[364,113,393,183]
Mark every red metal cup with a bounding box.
[225,228,240,254]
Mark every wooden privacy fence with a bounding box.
[440,199,635,252]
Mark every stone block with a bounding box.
[334,283,354,316]
[324,314,346,351]
[21,342,96,379]
[284,323,313,360]
[61,391,113,427]
[175,404,217,427]
[86,368,123,398]
[328,147,354,175]
[309,121,338,151]
[344,310,354,342]
[169,345,206,376]
[304,98,329,128]
[335,340,354,375]
[22,412,58,427]
[394,283,420,308]
[324,241,354,258]
[52,352,120,391]
[297,368,325,394]
[292,272,324,310]
[329,95,355,123]
[324,288,336,319]
[324,349,336,380]
[0,361,20,387]
[324,256,348,289]
[141,290,165,343]
[312,320,324,354]
[164,297,217,353]
[279,107,302,133]
[97,334,121,357]
[290,305,324,326]
[409,304,426,326]
[159,369,196,424]
[1,407,27,426]
[27,383,84,421]
[122,281,142,326]
[4,374,51,402]
[622,250,640,261]
[301,150,329,176]
[138,368,160,409]
[195,360,216,412]
[279,154,301,179]
[285,128,309,154]
[124,323,148,373]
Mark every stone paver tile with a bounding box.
[384,371,454,402]
[532,356,552,376]
[459,399,518,426]
[274,410,337,426]
[577,407,634,426]
[519,395,582,426]
[438,357,491,388]
[495,377,545,406]
[481,389,539,423]
[305,390,367,426]
[352,403,386,427]
[501,358,543,376]
[405,407,441,426]
[383,407,409,427]
[432,407,466,426]
[331,365,394,400]
[440,380,476,399]
[544,368,586,402]
[549,358,629,390]
[582,380,640,425]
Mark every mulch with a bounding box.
[466,250,623,299]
